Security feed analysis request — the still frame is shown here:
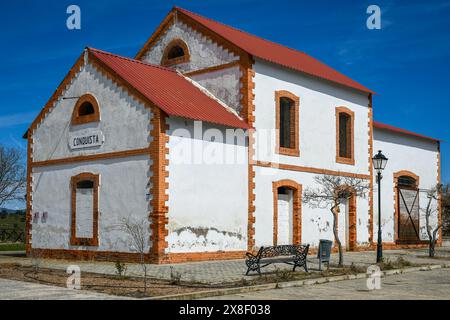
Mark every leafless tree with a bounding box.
[120,217,149,293]
[0,145,26,208]
[303,175,370,267]
[29,229,51,277]
[30,248,44,277]
[423,184,449,257]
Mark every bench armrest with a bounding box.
[246,252,257,259]
[294,245,310,259]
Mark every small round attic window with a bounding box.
[168,45,185,60]
[71,94,100,126]
[78,102,95,117]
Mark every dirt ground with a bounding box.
[0,263,215,298]
[0,256,422,298]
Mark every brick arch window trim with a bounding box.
[71,93,100,126]
[394,170,420,189]
[272,180,302,246]
[70,172,100,247]
[336,106,355,165]
[275,90,300,157]
[393,170,420,242]
[161,38,191,67]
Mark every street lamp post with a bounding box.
[373,150,388,263]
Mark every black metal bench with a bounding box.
[245,244,310,275]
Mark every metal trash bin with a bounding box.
[318,239,333,271]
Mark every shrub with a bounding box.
[114,261,127,278]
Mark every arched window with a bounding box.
[71,94,100,126]
[275,91,300,157]
[336,107,355,165]
[168,45,185,60]
[77,180,94,189]
[78,102,95,117]
[397,175,418,189]
[161,39,190,67]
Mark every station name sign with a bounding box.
[69,130,105,150]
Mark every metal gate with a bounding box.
[398,187,420,241]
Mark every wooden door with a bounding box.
[277,192,293,245]
[398,188,420,242]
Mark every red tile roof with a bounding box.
[174,7,374,94]
[89,48,249,129]
[374,121,440,142]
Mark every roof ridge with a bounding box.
[175,7,314,59]
[173,6,373,94]
[374,121,440,142]
[87,47,177,73]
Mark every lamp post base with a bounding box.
[376,243,383,263]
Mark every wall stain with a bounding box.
[174,226,243,241]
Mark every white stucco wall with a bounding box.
[32,62,152,162]
[141,21,239,73]
[30,58,154,254]
[373,129,440,242]
[166,117,249,253]
[253,58,371,175]
[254,166,371,249]
[141,21,242,113]
[252,58,373,249]
[31,155,152,252]
[190,66,242,113]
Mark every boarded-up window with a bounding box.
[276,91,299,156]
[75,180,94,239]
[280,97,294,149]
[70,173,99,247]
[339,113,351,158]
[336,107,354,165]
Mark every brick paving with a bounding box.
[0,278,126,300]
[2,248,450,284]
[206,268,450,300]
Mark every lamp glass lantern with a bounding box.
[373,150,388,175]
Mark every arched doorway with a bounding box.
[394,171,420,243]
[272,180,302,246]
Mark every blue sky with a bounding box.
[0,0,449,209]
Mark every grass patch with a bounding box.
[0,212,26,230]
[0,263,224,298]
[416,255,450,260]
[0,243,26,252]
[0,213,25,244]
[240,265,367,286]
[379,256,417,270]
